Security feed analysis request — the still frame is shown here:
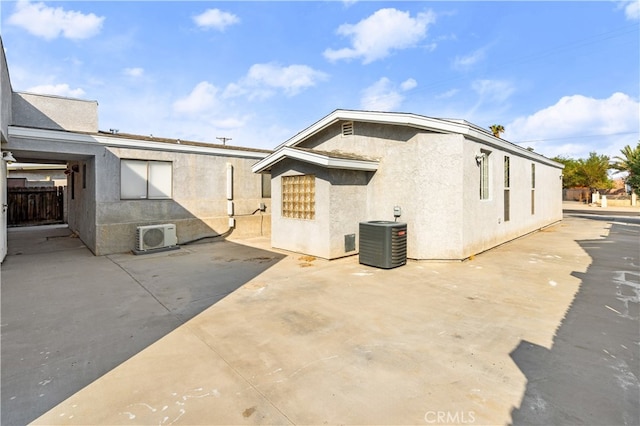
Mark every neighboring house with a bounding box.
[8,163,67,187]
[253,110,564,261]
[0,40,271,260]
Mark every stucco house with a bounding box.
[0,39,272,260]
[253,110,564,261]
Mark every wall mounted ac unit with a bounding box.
[136,224,177,252]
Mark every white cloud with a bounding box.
[212,116,249,129]
[505,92,639,158]
[8,0,104,40]
[361,77,417,111]
[453,47,487,71]
[471,79,515,103]
[436,88,459,99]
[618,0,640,20]
[400,78,418,91]
[173,81,219,114]
[324,8,436,64]
[26,83,85,98]
[123,67,144,77]
[193,9,240,31]
[224,63,328,100]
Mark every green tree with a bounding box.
[552,156,580,189]
[616,142,640,196]
[576,152,613,192]
[489,124,505,138]
[611,143,640,174]
[553,152,613,191]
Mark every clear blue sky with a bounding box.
[1,0,638,160]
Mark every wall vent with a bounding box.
[136,224,177,252]
[342,121,354,136]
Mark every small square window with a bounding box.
[282,174,315,220]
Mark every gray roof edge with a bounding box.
[277,109,562,169]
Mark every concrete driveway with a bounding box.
[1,226,284,426]
[2,210,639,425]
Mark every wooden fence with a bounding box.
[7,186,64,227]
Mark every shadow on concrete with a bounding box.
[1,225,284,426]
[509,222,640,425]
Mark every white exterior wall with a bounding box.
[0,37,12,262]
[286,120,562,260]
[12,92,98,133]
[460,140,563,257]
[271,160,331,258]
[299,122,466,260]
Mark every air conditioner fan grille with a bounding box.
[143,228,165,248]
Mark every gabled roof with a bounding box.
[271,109,562,168]
[252,146,379,173]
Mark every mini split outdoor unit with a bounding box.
[359,221,407,269]
[135,224,177,252]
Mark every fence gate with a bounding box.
[7,186,64,227]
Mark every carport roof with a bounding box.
[252,146,379,173]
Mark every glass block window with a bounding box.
[282,174,315,219]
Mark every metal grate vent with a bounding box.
[359,221,407,269]
[342,121,354,136]
[143,228,165,248]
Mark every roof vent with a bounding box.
[342,121,354,137]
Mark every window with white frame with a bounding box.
[479,151,490,200]
[120,160,172,199]
[504,156,510,221]
[261,173,272,198]
[531,163,536,215]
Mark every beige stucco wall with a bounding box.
[12,92,98,133]
[8,129,270,256]
[274,120,562,260]
[92,147,270,255]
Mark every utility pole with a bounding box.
[216,137,232,145]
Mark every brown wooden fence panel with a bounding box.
[7,186,64,227]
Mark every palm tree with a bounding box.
[611,143,640,174]
[612,142,640,196]
[489,124,505,138]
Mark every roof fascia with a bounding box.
[8,126,269,159]
[463,128,563,169]
[276,110,467,149]
[276,110,562,169]
[252,146,379,173]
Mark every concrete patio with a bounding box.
[2,206,639,425]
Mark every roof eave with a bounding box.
[252,146,379,174]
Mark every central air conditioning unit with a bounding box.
[135,224,178,252]
[359,221,407,269]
